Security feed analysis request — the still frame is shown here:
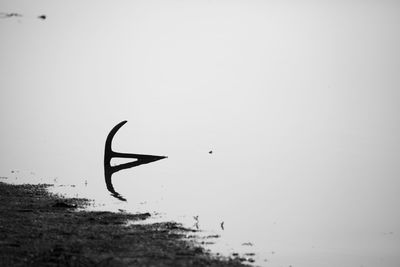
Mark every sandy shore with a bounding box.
[0,182,249,267]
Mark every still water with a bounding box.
[4,126,400,267]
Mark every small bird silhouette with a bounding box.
[220,221,224,230]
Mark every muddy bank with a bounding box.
[0,182,249,267]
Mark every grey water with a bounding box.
[4,125,400,266]
[1,1,400,266]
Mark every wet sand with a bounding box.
[0,182,249,267]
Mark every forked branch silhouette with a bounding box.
[104,121,167,201]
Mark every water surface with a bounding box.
[1,1,400,266]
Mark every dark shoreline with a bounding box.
[0,181,249,266]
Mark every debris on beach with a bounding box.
[52,201,77,209]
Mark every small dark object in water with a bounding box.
[209,150,213,154]
[245,253,255,256]
[220,221,224,230]
[0,12,22,18]
[242,242,253,246]
[193,215,199,229]
[52,202,77,208]
[38,15,46,20]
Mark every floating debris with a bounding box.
[245,253,255,256]
[1,12,47,21]
[242,242,253,246]
[220,221,224,230]
[193,215,199,229]
[0,12,22,18]
[205,234,220,239]
[201,241,215,245]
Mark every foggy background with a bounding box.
[1,1,400,266]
